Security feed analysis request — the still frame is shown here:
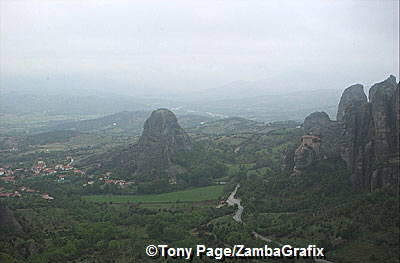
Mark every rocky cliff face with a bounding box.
[135,109,192,179]
[340,75,399,190]
[339,100,373,189]
[86,108,192,181]
[292,75,399,191]
[336,84,367,122]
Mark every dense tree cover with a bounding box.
[237,159,399,262]
[1,194,250,262]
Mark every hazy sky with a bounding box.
[1,0,399,95]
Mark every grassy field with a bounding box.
[82,185,225,204]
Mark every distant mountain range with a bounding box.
[35,111,217,136]
[0,92,151,115]
[2,88,342,122]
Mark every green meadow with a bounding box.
[82,185,225,204]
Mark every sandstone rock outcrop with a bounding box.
[304,111,341,138]
[135,109,191,179]
[86,108,192,181]
[336,84,367,122]
[340,75,399,190]
[292,75,399,191]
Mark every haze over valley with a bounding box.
[0,1,399,263]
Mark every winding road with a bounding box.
[226,183,334,263]
[226,184,244,223]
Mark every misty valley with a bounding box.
[1,0,399,262]
[0,76,399,263]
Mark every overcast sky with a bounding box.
[1,0,398,96]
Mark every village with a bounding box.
[0,156,135,200]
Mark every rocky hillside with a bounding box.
[336,84,367,122]
[291,75,399,191]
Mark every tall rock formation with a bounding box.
[135,109,192,179]
[336,84,367,122]
[340,75,399,190]
[84,108,192,181]
[292,75,399,191]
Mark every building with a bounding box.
[41,193,54,200]
[300,135,321,155]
